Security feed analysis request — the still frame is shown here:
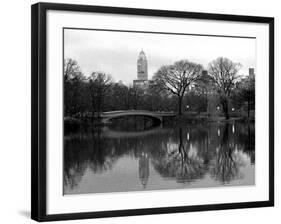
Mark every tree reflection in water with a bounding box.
[63,128,118,191]
[64,117,255,194]
[209,124,244,184]
[152,127,206,183]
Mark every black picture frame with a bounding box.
[31,2,274,222]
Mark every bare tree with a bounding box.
[63,58,86,116]
[88,72,112,118]
[208,57,241,119]
[64,58,82,81]
[153,60,203,115]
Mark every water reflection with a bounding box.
[139,152,150,188]
[210,124,243,184]
[64,119,255,194]
[152,127,206,184]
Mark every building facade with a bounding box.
[249,68,255,79]
[134,50,149,88]
[137,50,148,80]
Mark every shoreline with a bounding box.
[64,114,254,127]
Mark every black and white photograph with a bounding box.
[63,28,256,195]
[0,0,278,223]
[29,2,274,222]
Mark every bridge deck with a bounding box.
[101,110,176,117]
[100,110,176,123]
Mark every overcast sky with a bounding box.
[64,29,256,85]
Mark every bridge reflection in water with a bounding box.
[63,117,255,195]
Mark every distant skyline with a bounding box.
[64,29,256,85]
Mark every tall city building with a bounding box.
[249,68,255,79]
[137,50,148,80]
[133,50,150,88]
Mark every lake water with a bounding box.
[64,119,255,195]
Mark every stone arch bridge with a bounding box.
[100,110,176,124]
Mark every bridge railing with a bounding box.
[102,110,175,115]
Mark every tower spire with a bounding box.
[137,49,148,80]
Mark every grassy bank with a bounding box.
[171,111,254,125]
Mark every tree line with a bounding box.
[64,57,255,119]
